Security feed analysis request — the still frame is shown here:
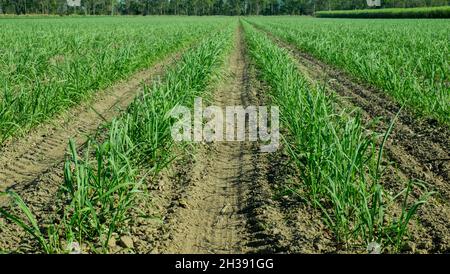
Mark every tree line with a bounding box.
[0,0,448,16]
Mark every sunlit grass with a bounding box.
[247,17,450,125]
[0,17,230,144]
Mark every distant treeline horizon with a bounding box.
[0,0,449,16]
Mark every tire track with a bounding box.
[158,27,253,254]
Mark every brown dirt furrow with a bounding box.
[157,27,253,254]
[162,144,251,254]
[147,25,330,254]
[258,28,450,253]
[0,51,181,196]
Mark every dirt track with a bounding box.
[159,27,258,253]
[257,28,450,253]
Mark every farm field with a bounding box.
[0,16,449,255]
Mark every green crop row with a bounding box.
[0,22,235,253]
[315,6,450,18]
[0,17,229,144]
[243,21,431,252]
[247,17,450,125]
